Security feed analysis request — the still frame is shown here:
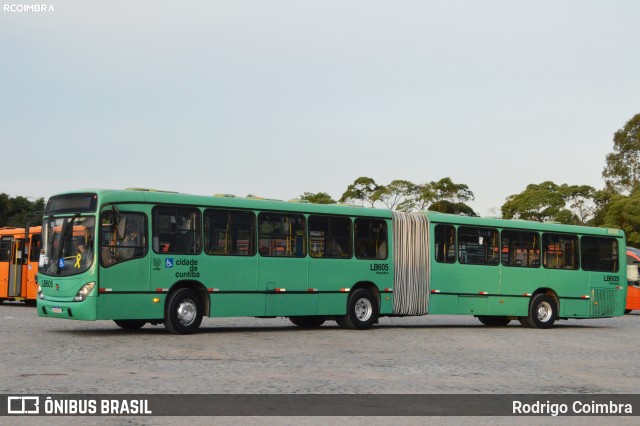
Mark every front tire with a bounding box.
[336,288,378,330]
[522,294,557,329]
[164,288,203,334]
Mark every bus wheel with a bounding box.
[289,316,325,328]
[164,288,203,334]
[114,320,146,330]
[476,316,511,326]
[336,288,378,330]
[523,294,557,329]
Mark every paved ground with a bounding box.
[1,302,639,424]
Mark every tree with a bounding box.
[601,190,640,246]
[428,200,476,216]
[603,112,640,194]
[300,192,336,204]
[0,193,45,227]
[501,181,597,225]
[412,178,476,215]
[339,177,381,207]
[371,180,416,210]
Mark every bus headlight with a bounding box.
[38,285,44,300]
[74,282,96,302]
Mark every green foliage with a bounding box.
[0,193,45,228]
[428,200,476,216]
[501,182,597,225]
[603,113,640,193]
[339,176,476,215]
[371,180,416,210]
[339,177,381,207]
[300,192,336,204]
[602,190,640,246]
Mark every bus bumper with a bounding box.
[37,296,98,321]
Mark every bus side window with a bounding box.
[308,215,352,258]
[29,234,42,262]
[204,209,256,256]
[354,218,387,260]
[153,207,201,255]
[501,230,540,268]
[458,226,499,266]
[542,233,579,270]
[434,224,456,263]
[101,212,148,266]
[0,236,12,262]
[581,236,618,272]
[258,213,306,257]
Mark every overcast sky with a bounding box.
[2,0,639,216]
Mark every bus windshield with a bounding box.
[39,215,96,276]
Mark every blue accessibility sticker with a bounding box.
[165,258,174,268]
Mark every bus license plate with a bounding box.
[52,307,63,314]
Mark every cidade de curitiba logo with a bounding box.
[3,4,55,13]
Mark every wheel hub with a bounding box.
[177,299,197,326]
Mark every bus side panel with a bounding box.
[265,293,318,316]
[317,293,348,315]
[97,293,165,320]
[627,285,640,311]
[310,258,394,315]
[558,298,589,318]
[211,293,265,317]
[199,256,261,317]
[486,295,529,316]
[427,294,457,314]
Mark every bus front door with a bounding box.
[8,238,24,298]
[0,235,14,299]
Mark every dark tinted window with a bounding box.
[501,230,540,268]
[153,207,201,254]
[354,218,387,259]
[204,209,255,256]
[308,216,352,258]
[458,226,499,265]
[434,224,456,263]
[543,233,579,270]
[581,236,619,272]
[258,213,306,257]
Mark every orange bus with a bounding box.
[0,226,42,303]
[626,246,640,313]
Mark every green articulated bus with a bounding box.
[36,189,627,334]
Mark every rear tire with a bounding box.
[523,294,557,329]
[289,316,325,328]
[114,320,146,330]
[476,315,511,326]
[336,288,378,330]
[164,288,203,334]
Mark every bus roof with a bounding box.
[50,189,394,219]
[426,211,625,238]
[47,189,624,238]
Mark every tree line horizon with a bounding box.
[2,113,640,244]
